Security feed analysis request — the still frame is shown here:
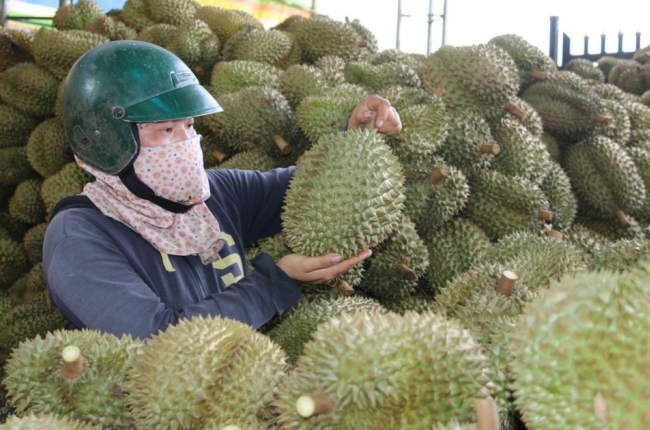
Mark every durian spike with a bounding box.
[335,280,354,296]
[478,143,500,155]
[537,209,554,221]
[221,426,243,430]
[529,70,548,80]
[212,150,229,163]
[395,262,417,281]
[504,102,526,120]
[543,225,564,241]
[594,113,613,124]
[474,397,501,430]
[615,209,631,228]
[433,86,445,98]
[594,392,609,424]
[62,345,85,379]
[430,166,448,186]
[296,394,334,418]
[272,135,292,155]
[496,271,518,297]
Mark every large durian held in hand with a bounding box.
[282,127,406,264]
[509,260,650,429]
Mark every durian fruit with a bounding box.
[344,61,420,92]
[465,170,550,241]
[594,98,631,145]
[521,71,610,144]
[626,102,650,147]
[8,262,46,304]
[0,147,36,187]
[145,0,199,26]
[279,64,329,110]
[562,135,646,224]
[211,60,282,97]
[0,28,33,73]
[210,85,295,156]
[52,0,105,30]
[641,89,650,107]
[215,150,276,172]
[563,58,605,82]
[273,310,495,429]
[125,315,287,429]
[222,27,293,67]
[540,133,561,162]
[136,23,176,48]
[490,96,544,139]
[387,96,448,160]
[267,296,385,366]
[84,15,137,41]
[295,15,367,63]
[609,60,650,95]
[282,129,406,290]
[574,213,642,242]
[194,6,263,45]
[32,28,108,79]
[40,162,93,215]
[539,161,578,232]
[8,179,45,225]
[120,0,154,31]
[488,34,553,92]
[377,85,440,112]
[295,84,369,145]
[314,55,347,86]
[1,412,96,429]
[197,126,234,167]
[0,238,29,289]
[357,214,429,301]
[437,110,500,178]
[588,237,650,272]
[25,118,73,178]
[597,56,622,79]
[0,104,39,149]
[421,43,520,118]
[0,210,30,242]
[273,14,307,34]
[509,262,650,429]
[167,19,220,84]
[634,44,650,64]
[0,62,58,118]
[491,116,551,184]
[346,18,378,54]
[378,294,436,315]
[423,217,492,292]
[3,328,141,428]
[23,222,47,265]
[588,81,640,106]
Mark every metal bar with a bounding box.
[636,32,641,50]
[396,0,402,50]
[583,35,589,55]
[441,0,448,45]
[601,34,606,55]
[549,16,559,63]
[426,0,434,55]
[562,32,571,67]
[618,32,623,53]
[60,0,72,7]
[1,0,8,28]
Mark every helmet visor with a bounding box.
[124,84,223,123]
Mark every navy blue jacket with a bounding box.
[42,167,302,340]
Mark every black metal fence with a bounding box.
[549,16,643,67]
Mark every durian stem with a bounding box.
[429,166,448,186]
[358,41,369,48]
[503,102,526,120]
[5,169,16,183]
[212,150,229,163]
[537,209,554,221]
[543,226,564,241]
[335,280,354,296]
[433,86,446,98]
[594,392,609,424]
[478,143,500,155]
[530,70,548,80]
[272,135,292,156]
[395,263,417,281]
[296,394,334,418]
[594,113,612,124]
[474,397,501,430]
[496,271,518,297]
[193,65,205,79]
[615,209,630,228]
[365,111,378,133]
[62,345,84,379]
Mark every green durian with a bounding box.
[120,0,154,31]
[0,62,58,117]
[0,104,39,149]
[194,6,263,45]
[84,15,137,41]
[377,85,440,111]
[539,161,577,232]
[272,14,307,34]
[597,56,622,79]
[125,315,287,429]
[215,150,276,172]
[0,238,29,289]
[1,412,96,429]
[588,237,650,272]
[0,28,33,73]
[33,28,108,79]
[136,23,176,48]
[8,179,45,225]
[488,33,553,92]
[563,58,605,82]
[22,223,47,265]
[0,146,36,186]
[345,61,420,92]
[40,162,93,215]
[609,60,650,95]
[295,15,365,62]
[222,27,292,67]
[145,0,199,26]
[26,118,73,178]
[279,64,328,110]
[313,55,347,86]
[593,98,631,145]
[211,60,282,97]
[167,19,220,84]
[52,0,105,30]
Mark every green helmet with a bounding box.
[63,40,222,175]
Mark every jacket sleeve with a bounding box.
[43,213,301,340]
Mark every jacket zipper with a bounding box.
[184,257,207,299]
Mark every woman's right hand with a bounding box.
[276,250,372,284]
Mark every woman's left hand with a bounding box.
[347,95,402,137]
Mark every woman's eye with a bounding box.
[186,122,194,129]
[165,128,173,133]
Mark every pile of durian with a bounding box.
[2,0,650,428]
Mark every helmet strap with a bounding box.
[117,123,194,214]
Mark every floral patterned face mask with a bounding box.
[133,135,209,205]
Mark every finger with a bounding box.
[313,249,373,282]
[300,253,345,273]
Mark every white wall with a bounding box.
[315,0,649,60]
